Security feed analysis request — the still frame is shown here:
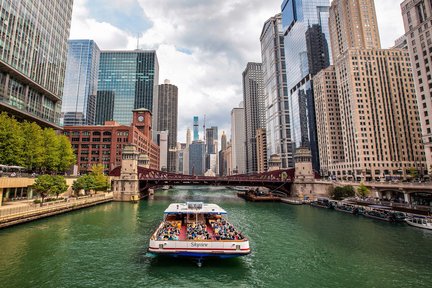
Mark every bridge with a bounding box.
[109,166,295,199]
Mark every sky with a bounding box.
[69,0,406,144]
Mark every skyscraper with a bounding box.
[281,0,332,172]
[260,13,293,169]
[189,140,205,176]
[0,1,74,128]
[231,106,246,174]
[401,0,432,172]
[62,40,100,126]
[256,128,268,173]
[242,62,265,174]
[193,116,199,141]
[219,131,228,176]
[157,79,178,173]
[313,0,425,180]
[206,126,218,154]
[96,50,159,127]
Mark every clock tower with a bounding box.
[132,108,152,138]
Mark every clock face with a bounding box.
[137,115,144,122]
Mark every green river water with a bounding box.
[0,186,431,288]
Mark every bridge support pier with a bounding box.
[112,145,141,202]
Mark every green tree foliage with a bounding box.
[357,183,370,198]
[330,185,355,200]
[72,175,96,195]
[0,112,24,166]
[57,135,76,173]
[51,175,68,198]
[0,113,76,173]
[90,164,110,191]
[32,175,56,202]
[22,121,44,171]
[409,167,418,179]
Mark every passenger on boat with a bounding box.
[156,221,181,240]
[211,219,244,240]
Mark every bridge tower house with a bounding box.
[294,147,314,180]
[113,144,140,202]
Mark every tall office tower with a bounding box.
[242,62,265,174]
[206,126,218,154]
[329,0,381,60]
[189,140,206,176]
[256,128,268,173]
[315,0,425,180]
[96,50,159,127]
[260,13,293,169]
[62,40,100,126]
[0,1,73,129]
[184,129,191,175]
[219,131,227,176]
[186,128,192,146]
[156,79,178,173]
[156,131,168,171]
[401,0,432,172]
[193,116,199,141]
[313,66,344,177]
[231,106,246,174]
[177,143,186,174]
[281,0,332,173]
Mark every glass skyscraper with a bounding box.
[0,0,73,128]
[96,50,159,126]
[281,0,332,172]
[61,40,100,126]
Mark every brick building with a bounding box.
[64,109,159,173]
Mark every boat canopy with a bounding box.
[163,202,227,215]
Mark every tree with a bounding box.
[330,185,355,200]
[357,183,370,198]
[0,112,24,166]
[409,167,418,180]
[57,135,76,173]
[42,128,60,173]
[51,175,68,198]
[22,121,44,171]
[32,175,56,202]
[72,174,96,195]
[90,164,110,191]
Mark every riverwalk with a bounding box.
[0,193,113,229]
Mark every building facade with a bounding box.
[256,128,268,173]
[281,0,332,172]
[193,116,199,141]
[62,40,100,126]
[156,130,168,171]
[314,0,426,180]
[242,62,265,174]
[189,140,205,176]
[401,0,432,172]
[64,109,159,174]
[0,0,74,128]
[96,50,159,127]
[231,106,247,174]
[156,79,178,172]
[260,13,293,168]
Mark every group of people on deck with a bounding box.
[211,219,244,241]
[187,223,211,240]
[156,221,180,241]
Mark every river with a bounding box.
[0,186,431,287]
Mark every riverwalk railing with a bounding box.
[0,194,113,219]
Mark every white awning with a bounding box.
[164,203,227,215]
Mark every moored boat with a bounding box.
[310,198,332,209]
[362,208,405,222]
[334,203,358,214]
[405,216,432,230]
[148,202,250,266]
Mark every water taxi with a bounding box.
[405,215,432,230]
[148,202,250,266]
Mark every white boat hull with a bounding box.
[405,219,432,230]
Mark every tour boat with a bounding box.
[148,202,250,266]
[334,203,358,214]
[362,208,406,222]
[309,198,333,209]
[405,216,432,230]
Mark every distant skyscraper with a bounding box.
[157,79,178,173]
[157,131,168,171]
[243,62,265,174]
[0,1,74,128]
[193,116,199,141]
[401,0,432,171]
[256,128,268,173]
[281,0,332,172]
[313,0,425,180]
[189,140,205,176]
[231,106,246,174]
[206,126,218,154]
[62,40,100,126]
[96,50,159,127]
[186,128,192,146]
[219,131,227,176]
[260,13,293,168]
